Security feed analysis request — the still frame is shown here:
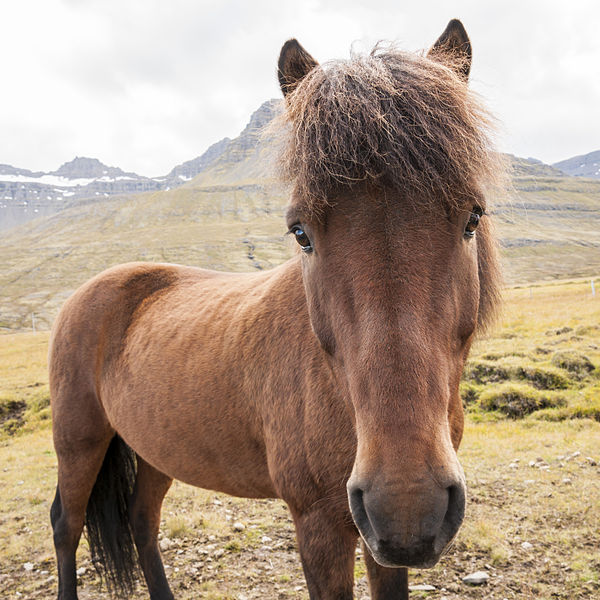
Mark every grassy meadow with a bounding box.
[0,278,599,599]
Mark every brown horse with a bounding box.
[49,19,502,600]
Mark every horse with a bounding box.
[49,19,502,600]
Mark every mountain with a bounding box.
[553,150,600,179]
[0,157,162,230]
[1,100,599,332]
[0,101,283,232]
[162,138,231,187]
[184,99,282,187]
[508,155,566,178]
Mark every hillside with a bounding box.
[500,166,600,283]
[553,149,600,179]
[0,102,281,232]
[0,157,162,230]
[1,102,599,332]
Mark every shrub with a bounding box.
[545,326,573,336]
[479,383,566,418]
[466,357,573,390]
[534,405,600,422]
[575,324,600,336]
[463,361,510,384]
[481,351,528,361]
[551,351,595,375]
[0,397,26,420]
[513,365,572,390]
[460,382,481,406]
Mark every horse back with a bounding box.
[49,263,213,440]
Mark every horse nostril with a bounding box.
[347,484,374,538]
[348,485,365,519]
[444,483,466,534]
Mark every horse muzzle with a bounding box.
[347,477,466,568]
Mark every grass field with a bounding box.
[0,279,599,599]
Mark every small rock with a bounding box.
[238,595,248,600]
[214,549,225,559]
[409,583,437,591]
[233,522,246,532]
[261,535,273,544]
[159,538,172,551]
[23,562,34,571]
[40,570,49,575]
[294,586,304,592]
[463,571,489,585]
[585,456,597,466]
[562,478,572,485]
[521,541,533,550]
[208,535,216,541]
[213,499,223,506]
[76,567,86,576]
[508,462,519,469]
[528,460,537,467]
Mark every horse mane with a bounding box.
[276,45,504,331]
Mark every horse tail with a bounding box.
[85,434,139,596]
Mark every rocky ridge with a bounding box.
[0,100,283,231]
[553,149,600,179]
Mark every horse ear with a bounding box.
[278,39,319,97]
[427,19,472,81]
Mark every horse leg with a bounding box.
[129,456,174,600]
[51,434,112,600]
[361,540,409,600]
[291,508,357,599]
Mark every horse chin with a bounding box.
[361,535,443,569]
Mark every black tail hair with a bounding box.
[85,434,139,597]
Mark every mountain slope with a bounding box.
[0,157,162,230]
[2,102,599,332]
[553,150,600,179]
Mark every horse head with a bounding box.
[277,20,502,568]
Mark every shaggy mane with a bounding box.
[276,45,504,331]
[278,46,503,213]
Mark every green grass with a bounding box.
[478,382,566,418]
[462,279,600,423]
[0,331,50,439]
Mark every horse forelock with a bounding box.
[277,46,503,208]
[275,45,505,332]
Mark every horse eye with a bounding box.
[290,225,313,253]
[464,207,483,238]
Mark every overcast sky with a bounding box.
[1,0,598,176]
